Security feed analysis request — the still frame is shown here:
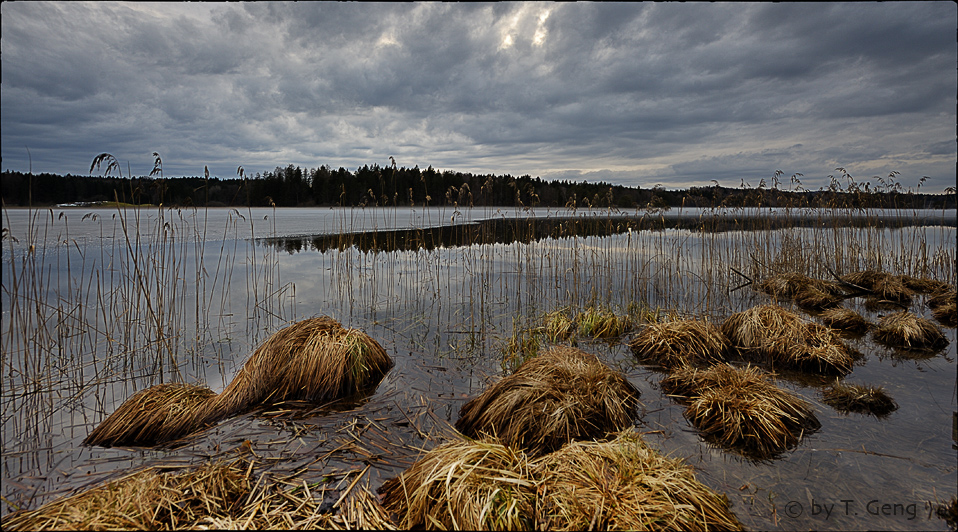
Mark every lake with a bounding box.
[2,204,956,530]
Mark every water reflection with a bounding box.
[261,210,957,254]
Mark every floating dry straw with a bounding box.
[456,347,639,457]
[628,318,728,369]
[872,311,949,350]
[1,456,394,531]
[664,364,820,460]
[721,304,856,375]
[84,316,392,447]
[821,380,898,417]
[536,430,743,531]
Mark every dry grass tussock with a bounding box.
[536,430,742,531]
[628,318,728,369]
[841,270,914,304]
[821,380,898,417]
[792,284,844,311]
[757,273,842,299]
[872,311,949,350]
[663,364,820,460]
[818,307,871,335]
[758,273,845,310]
[82,383,215,447]
[927,288,957,328]
[379,430,742,531]
[1,456,394,531]
[379,437,537,530]
[456,347,639,457]
[899,275,951,295]
[721,305,856,375]
[84,316,392,447]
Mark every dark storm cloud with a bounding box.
[1,2,954,191]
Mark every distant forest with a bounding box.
[1,164,955,210]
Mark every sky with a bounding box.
[1,2,956,192]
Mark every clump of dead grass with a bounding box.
[2,459,252,531]
[821,380,898,417]
[628,318,728,369]
[670,364,819,460]
[456,347,639,457]
[82,383,215,447]
[2,455,394,531]
[841,270,914,305]
[85,316,392,447]
[818,307,871,335]
[937,495,958,530]
[721,305,856,375]
[872,311,949,350]
[899,275,951,295]
[927,288,957,328]
[205,316,392,417]
[379,430,742,531]
[575,306,634,339]
[535,430,743,531]
[544,308,577,342]
[793,323,862,375]
[379,437,537,530]
[863,296,906,312]
[757,273,842,301]
[793,285,844,311]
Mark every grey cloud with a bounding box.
[1,2,954,191]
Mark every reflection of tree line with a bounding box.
[2,165,954,209]
[263,212,956,254]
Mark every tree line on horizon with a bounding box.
[1,164,954,210]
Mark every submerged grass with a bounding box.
[758,273,844,306]
[793,284,844,311]
[543,307,576,343]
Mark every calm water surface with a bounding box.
[2,205,955,530]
